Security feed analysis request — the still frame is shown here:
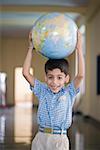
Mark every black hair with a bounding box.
[45,59,69,76]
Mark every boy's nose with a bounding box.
[53,78,58,84]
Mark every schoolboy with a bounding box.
[22,30,84,150]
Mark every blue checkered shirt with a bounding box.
[30,79,79,130]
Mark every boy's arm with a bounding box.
[22,32,35,87]
[73,30,85,89]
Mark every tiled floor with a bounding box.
[0,104,100,150]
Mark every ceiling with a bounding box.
[0,0,89,37]
[0,0,89,6]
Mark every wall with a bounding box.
[88,9,100,121]
[78,8,100,121]
[0,35,2,71]
[0,5,1,70]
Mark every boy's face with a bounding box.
[45,68,69,93]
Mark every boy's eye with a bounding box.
[58,76,63,80]
[48,76,53,79]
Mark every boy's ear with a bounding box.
[65,74,70,83]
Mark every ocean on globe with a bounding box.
[32,12,78,59]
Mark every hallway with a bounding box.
[0,105,100,150]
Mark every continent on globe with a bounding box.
[32,12,78,59]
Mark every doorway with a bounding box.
[14,67,33,107]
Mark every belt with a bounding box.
[39,126,67,134]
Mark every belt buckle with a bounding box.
[44,128,53,133]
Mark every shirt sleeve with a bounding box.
[67,81,80,105]
[30,79,45,100]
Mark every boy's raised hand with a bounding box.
[22,30,35,87]
[28,31,34,50]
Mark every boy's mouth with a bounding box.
[50,85,61,91]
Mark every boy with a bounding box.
[22,30,84,150]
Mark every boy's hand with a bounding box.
[28,31,34,50]
[76,30,82,53]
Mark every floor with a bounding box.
[0,104,100,150]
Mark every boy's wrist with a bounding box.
[28,47,34,54]
[28,46,33,50]
[76,47,82,52]
[28,44,34,50]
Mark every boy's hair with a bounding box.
[45,59,69,76]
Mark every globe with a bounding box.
[32,12,78,59]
